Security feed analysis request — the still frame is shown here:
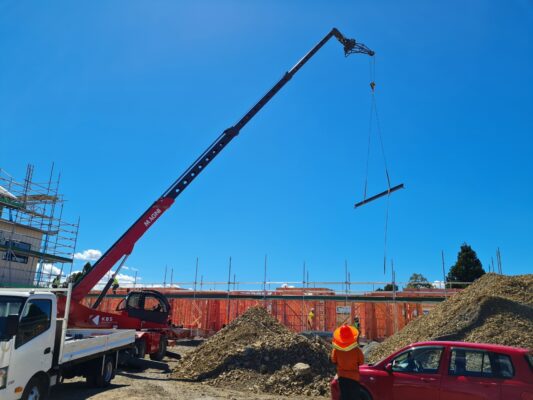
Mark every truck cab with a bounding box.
[0,291,55,400]
[0,288,135,400]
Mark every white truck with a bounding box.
[0,286,135,400]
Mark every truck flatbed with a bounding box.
[61,329,135,364]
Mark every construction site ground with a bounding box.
[51,348,325,400]
[51,274,532,400]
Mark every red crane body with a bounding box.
[71,197,174,303]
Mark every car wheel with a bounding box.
[22,377,46,400]
[149,336,167,361]
[360,388,373,400]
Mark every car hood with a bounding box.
[360,364,380,373]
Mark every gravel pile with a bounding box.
[367,273,533,363]
[173,307,334,396]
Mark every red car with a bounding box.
[359,341,533,400]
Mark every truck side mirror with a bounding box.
[385,363,393,372]
[6,315,19,337]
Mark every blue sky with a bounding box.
[1,1,532,289]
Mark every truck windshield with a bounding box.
[0,296,25,340]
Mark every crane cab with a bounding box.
[116,290,170,325]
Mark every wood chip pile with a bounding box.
[367,273,533,363]
[172,307,335,396]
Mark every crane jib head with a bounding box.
[330,27,374,57]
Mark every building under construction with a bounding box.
[85,284,458,341]
[0,164,79,287]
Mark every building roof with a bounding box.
[0,185,17,200]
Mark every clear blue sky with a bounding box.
[1,1,532,289]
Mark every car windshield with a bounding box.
[0,296,25,340]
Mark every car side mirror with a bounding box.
[6,315,19,337]
[385,363,393,372]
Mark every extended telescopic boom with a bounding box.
[77,28,374,304]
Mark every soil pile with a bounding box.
[173,307,334,396]
[367,273,533,363]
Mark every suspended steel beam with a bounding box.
[354,183,404,209]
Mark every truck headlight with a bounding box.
[0,367,7,389]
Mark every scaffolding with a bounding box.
[0,164,79,287]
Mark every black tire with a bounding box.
[149,336,167,361]
[134,339,146,359]
[360,387,373,400]
[22,376,47,400]
[87,356,115,388]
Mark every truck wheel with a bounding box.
[87,356,115,388]
[22,377,46,400]
[134,339,146,359]
[149,336,167,361]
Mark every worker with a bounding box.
[331,324,365,400]
[51,274,61,288]
[112,277,119,294]
[307,307,315,330]
[352,317,361,344]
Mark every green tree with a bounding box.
[447,243,485,288]
[376,283,399,291]
[405,273,432,289]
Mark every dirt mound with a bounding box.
[367,273,533,363]
[173,307,334,396]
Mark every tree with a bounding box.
[376,283,398,291]
[447,243,485,288]
[405,273,432,289]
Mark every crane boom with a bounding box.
[73,27,374,303]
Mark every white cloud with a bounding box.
[34,263,63,286]
[37,263,62,278]
[142,283,181,289]
[432,280,445,289]
[116,273,139,285]
[94,271,142,289]
[74,249,102,261]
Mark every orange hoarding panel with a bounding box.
[84,289,428,341]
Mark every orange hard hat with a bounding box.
[332,324,359,351]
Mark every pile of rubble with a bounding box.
[173,307,334,396]
[367,273,533,363]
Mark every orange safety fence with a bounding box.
[81,286,453,341]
